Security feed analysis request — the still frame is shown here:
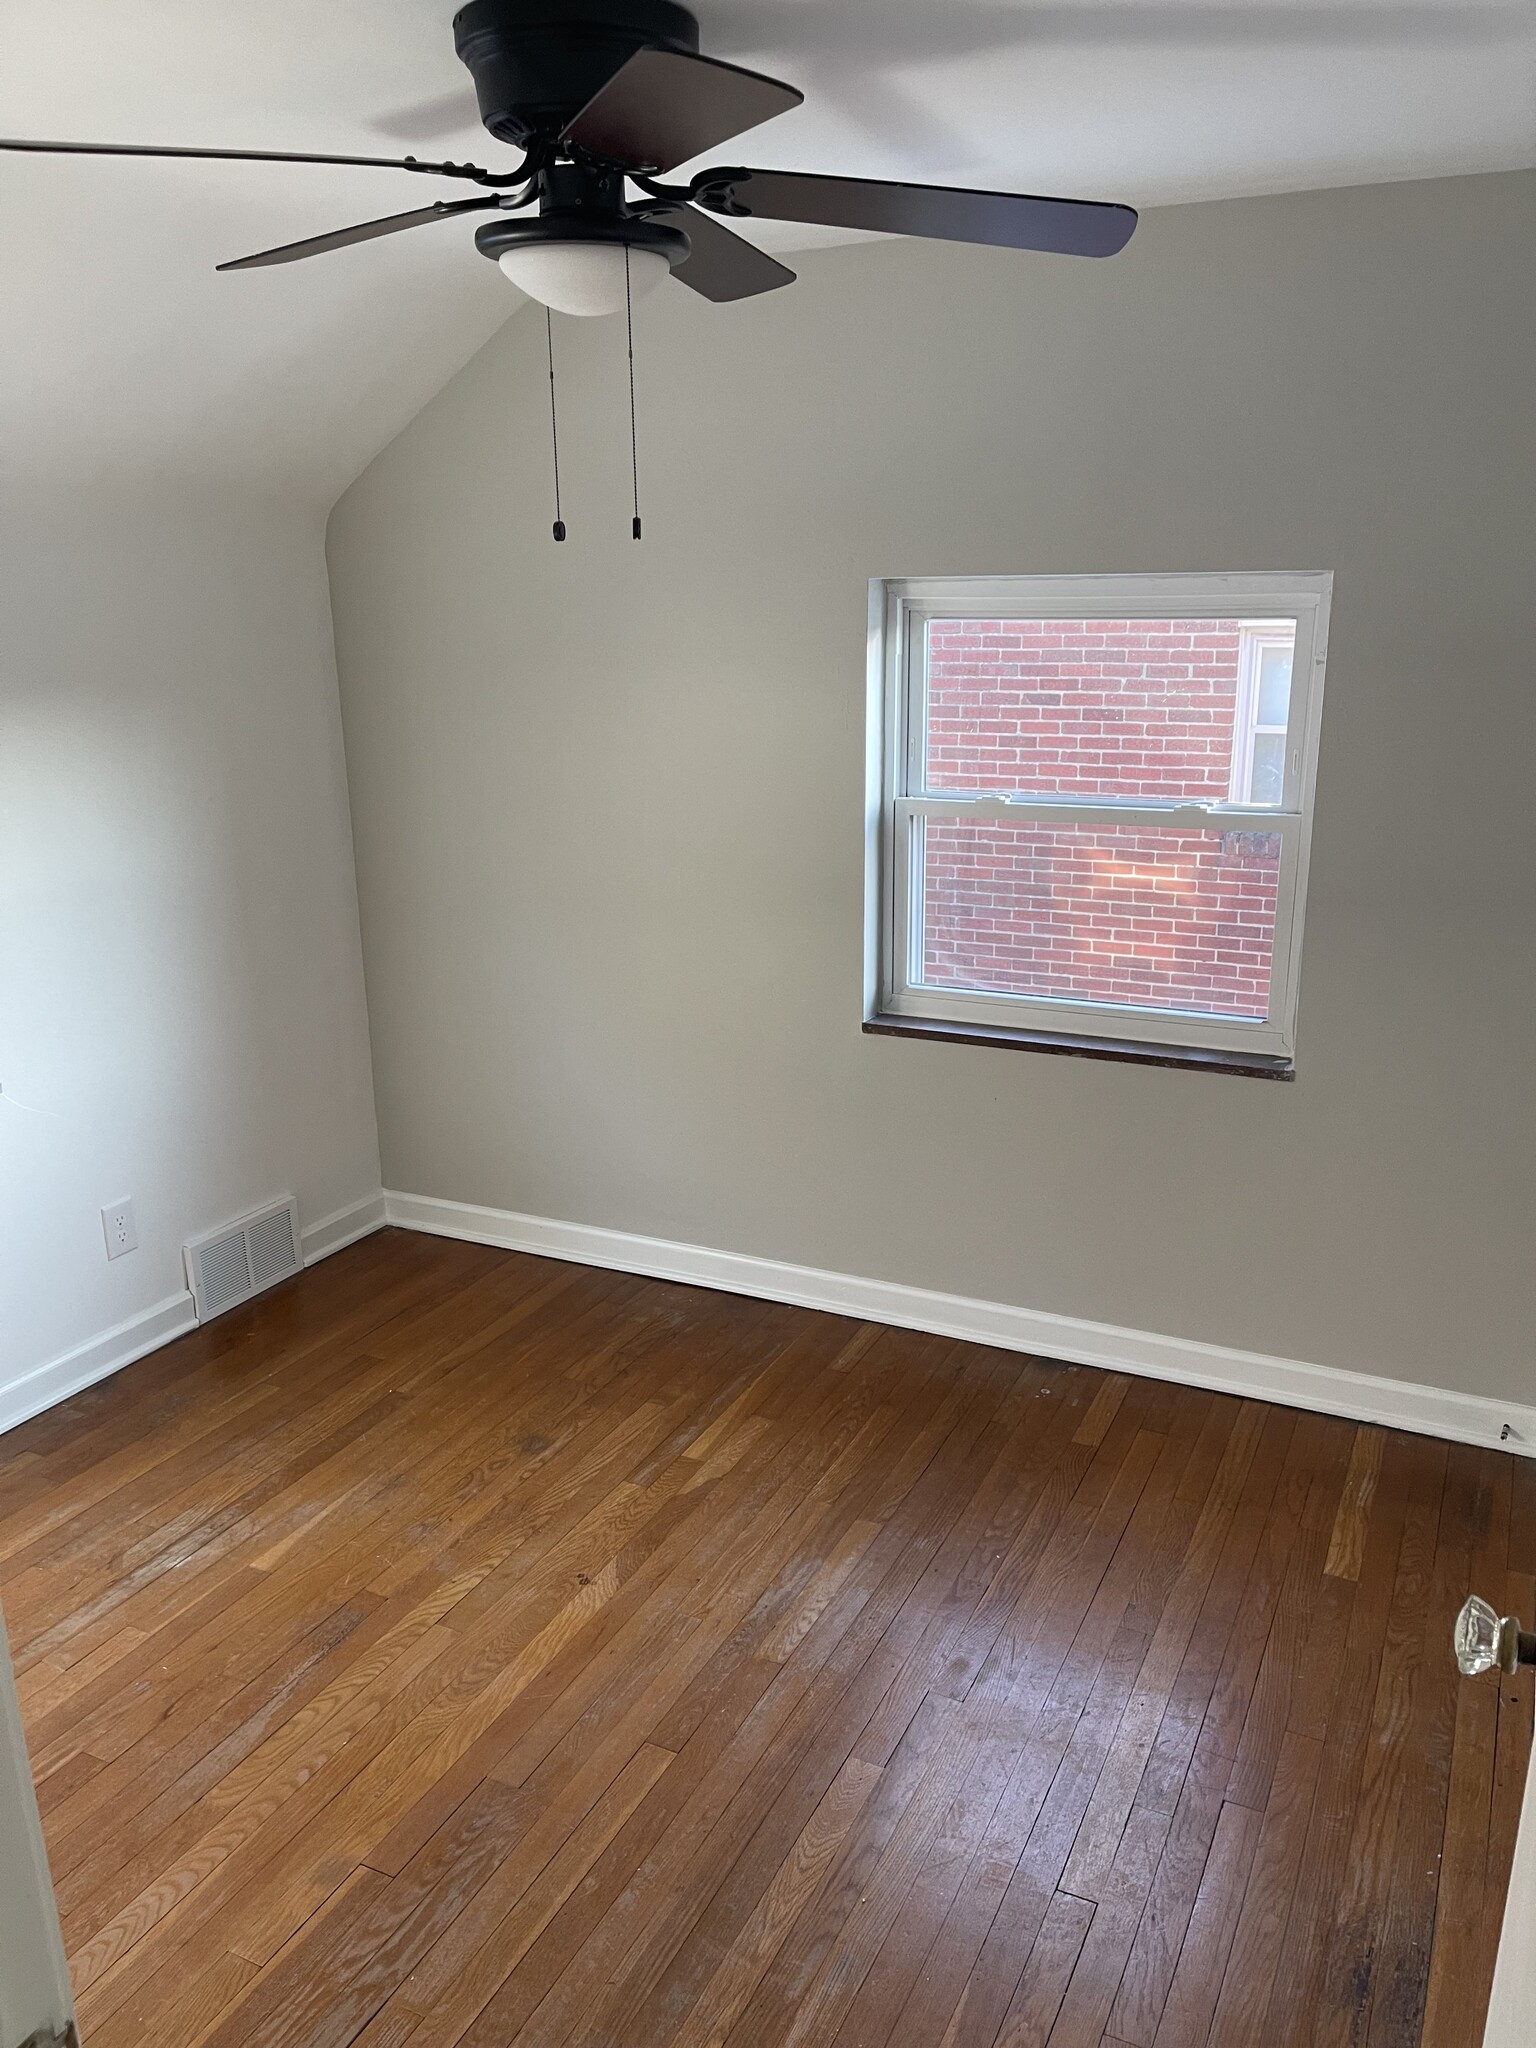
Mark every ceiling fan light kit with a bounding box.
[2,0,1139,531]
[495,236,669,315]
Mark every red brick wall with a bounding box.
[920,619,1280,1018]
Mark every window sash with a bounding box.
[897,794,1300,829]
[888,802,1302,1055]
[906,598,1319,814]
[872,572,1331,1061]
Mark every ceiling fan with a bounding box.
[0,0,1138,319]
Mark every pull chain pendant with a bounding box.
[545,307,566,542]
[626,247,642,541]
[544,260,646,544]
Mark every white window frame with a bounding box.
[866,571,1333,1062]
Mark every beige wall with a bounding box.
[327,170,1534,1405]
[1,491,381,1410]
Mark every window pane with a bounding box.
[1256,643,1293,728]
[919,819,1279,1020]
[924,616,1294,801]
[1249,732,1285,805]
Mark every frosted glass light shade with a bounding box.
[497,241,670,317]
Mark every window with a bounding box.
[1230,624,1295,805]
[867,573,1332,1067]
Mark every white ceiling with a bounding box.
[3,0,1533,502]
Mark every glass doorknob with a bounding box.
[1455,1594,1535,1677]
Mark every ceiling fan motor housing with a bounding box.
[453,0,702,146]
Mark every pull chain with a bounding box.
[545,307,566,542]
[625,246,642,541]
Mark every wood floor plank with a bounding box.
[59,1387,699,1952]
[1059,1404,1270,1899]
[1147,1797,1263,2048]
[402,1739,680,2045]
[13,1264,623,1686]
[1365,1443,1489,2048]
[1205,1725,1327,2045]
[871,1415,1220,2048]
[666,1754,882,2048]
[0,1231,461,1541]
[0,1241,498,1581]
[1261,1433,1435,2048]
[1045,1803,1174,2046]
[78,1941,263,2048]
[1310,1437,1449,2047]
[1119,1404,1304,1823]
[578,1361,1031,2041]
[0,1233,1522,2048]
[433,1357,1011,2044]
[1324,1428,1387,1582]
[932,1617,1164,2048]
[994,1890,1096,2048]
[1104,1735,1237,2047]
[51,1592,389,1929]
[1100,1420,1338,2046]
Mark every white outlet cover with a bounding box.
[102,1199,138,1260]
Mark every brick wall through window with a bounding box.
[921,619,1282,1017]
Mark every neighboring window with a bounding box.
[869,573,1332,1064]
[1230,624,1295,805]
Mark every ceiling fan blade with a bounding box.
[0,136,522,186]
[561,47,802,174]
[645,203,795,302]
[217,197,502,271]
[693,168,1137,258]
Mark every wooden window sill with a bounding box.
[863,1014,1296,1081]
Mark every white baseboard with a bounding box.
[0,1294,198,1442]
[7,1190,1528,1460]
[302,1191,388,1266]
[383,1189,1536,1458]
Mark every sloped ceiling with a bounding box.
[2,0,1533,503]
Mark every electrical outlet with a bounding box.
[102,1199,138,1260]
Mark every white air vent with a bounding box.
[185,1197,302,1322]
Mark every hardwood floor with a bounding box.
[1,1229,1529,2048]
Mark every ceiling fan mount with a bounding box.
[453,0,703,149]
[474,159,686,257]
